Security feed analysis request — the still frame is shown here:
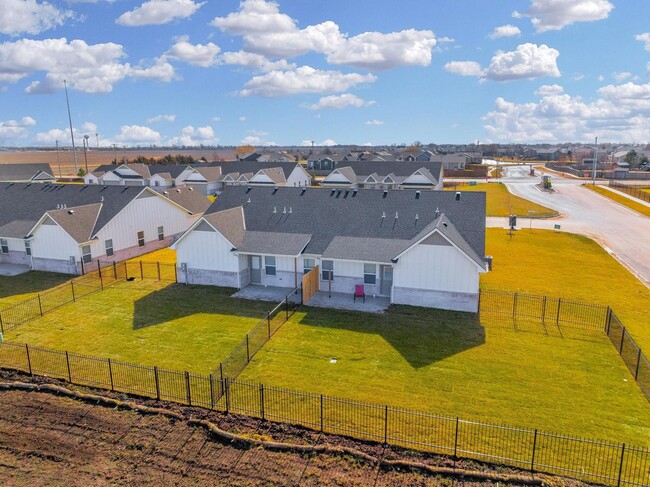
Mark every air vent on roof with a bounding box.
[300,188,306,195]
[383,190,388,198]
[415,213,419,221]
[289,207,292,214]
[352,189,357,197]
[330,189,335,196]
[68,210,74,215]
[176,189,181,193]
[163,191,169,195]
[435,207,440,218]
[273,187,278,194]
[189,187,194,191]
[415,190,421,199]
[395,212,398,219]
[455,192,461,201]
[443,222,448,227]
[382,212,386,218]
[247,197,251,204]
[273,206,277,214]
[246,186,252,193]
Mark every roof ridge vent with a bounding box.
[283,206,287,214]
[382,211,386,218]
[455,191,461,201]
[68,209,74,215]
[395,211,398,219]
[415,213,419,220]
[289,207,292,214]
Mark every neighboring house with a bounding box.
[236,151,262,162]
[173,187,487,312]
[535,148,561,161]
[84,163,196,187]
[403,150,436,162]
[307,155,344,171]
[320,161,443,190]
[175,165,223,195]
[431,154,471,170]
[257,152,297,163]
[208,161,311,192]
[0,183,207,274]
[0,163,56,183]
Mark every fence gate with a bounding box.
[301,266,319,305]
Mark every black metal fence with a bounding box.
[608,181,650,203]
[216,288,300,381]
[0,260,176,333]
[607,312,650,401]
[0,341,647,486]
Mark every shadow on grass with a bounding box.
[0,271,70,301]
[131,283,279,330]
[295,304,486,369]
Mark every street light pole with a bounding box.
[83,135,89,174]
[592,136,598,185]
[95,133,99,148]
[64,80,78,174]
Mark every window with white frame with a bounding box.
[105,239,114,257]
[321,260,334,281]
[0,239,8,254]
[363,263,377,285]
[137,231,145,247]
[158,226,164,241]
[303,258,315,273]
[81,245,92,264]
[265,256,276,276]
[25,240,31,256]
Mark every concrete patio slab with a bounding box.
[232,285,301,304]
[0,264,31,277]
[306,291,390,313]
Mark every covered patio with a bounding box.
[231,285,301,304]
[305,291,390,314]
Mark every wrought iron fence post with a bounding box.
[530,429,538,473]
[267,312,271,338]
[383,405,389,444]
[154,366,160,401]
[113,261,117,280]
[224,378,230,414]
[619,327,626,354]
[0,311,4,334]
[140,261,144,280]
[320,394,324,433]
[617,443,625,487]
[606,307,612,334]
[71,281,76,302]
[108,358,114,391]
[25,344,32,375]
[512,292,517,320]
[556,298,562,325]
[157,262,161,281]
[220,362,224,383]
[634,348,642,380]
[65,351,72,382]
[541,297,547,324]
[97,261,103,290]
[185,371,192,406]
[37,293,43,317]
[246,334,250,363]
[260,383,265,420]
[209,373,215,409]
[453,417,459,467]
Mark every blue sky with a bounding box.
[1,0,649,147]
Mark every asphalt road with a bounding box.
[489,165,650,287]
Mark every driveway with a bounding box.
[490,166,650,287]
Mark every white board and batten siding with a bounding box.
[286,166,311,187]
[94,192,197,254]
[30,222,80,261]
[176,224,239,273]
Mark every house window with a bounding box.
[0,239,8,254]
[158,226,164,241]
[137,231,145,247]
[265,256,276,276]
[154,180,159,187]
[321,260,334,281]
[105,239,114,257]
[303,258,315,273]
[81,245,92,264]
[364,263,377,285]
[25,240,31,256]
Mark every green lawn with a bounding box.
[0,272,71,309]
[583,185,650,217]
[4,280,275,374]
[238,305,650,445]
[444,183,557,217]
[482,228,650,352]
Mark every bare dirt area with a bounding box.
[0,149,235,176]
[0,371,591,486]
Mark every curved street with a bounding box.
[477,165,650,287]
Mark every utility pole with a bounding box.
[95,133,99,148]
[55,140,61,177]
[83,135,90,174]
[64,80,78,174]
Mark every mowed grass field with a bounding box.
[482,228,650,352]
[0,272,70,309]
[5,280,276,374]
[583,185,650,217]
[444,183,557,217]
[238,306,649,444]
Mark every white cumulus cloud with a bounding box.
[239,65,376,97]
[114,125,161,145]
[366,119,384,125]
[0,116,37,144]
[165,36,221,67]
[489,24,521,39]
[635,33,650,52]
[535,84,564,96]
[169,125,218,146]
[117,0,205,27]
[517,0,613,33]
[0,0,73,35]
[0,37,174,93]
[446,44,560,82]
[220,51,295,72]
[306,94,374,110]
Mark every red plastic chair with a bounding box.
[354,284,365,303]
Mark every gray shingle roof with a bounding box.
[322,236,411,263]
[209,187,485,262]
[0,163,54,182]
[208,161,302,181]
[203,206,245,247]
[239,231,311,256]
[156,187,210,214]
[47,203,102,243]
[0,183,148,239]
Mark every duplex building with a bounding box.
[173,187,487,312]
[320,161,443,190]
[0,163,56,183]
[0,183,208,274]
